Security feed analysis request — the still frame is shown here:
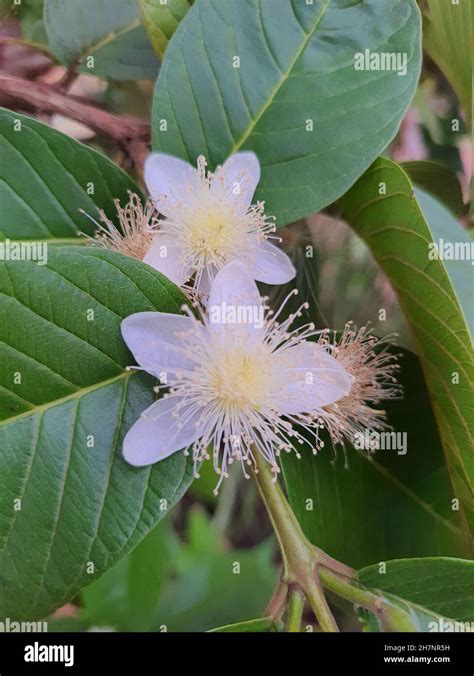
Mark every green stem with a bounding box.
[286,588,305,632]
[254,457,316,577]
[254,455,417,632]
[254,457,338,632]
[318,567,418,631]
[302,567,339,632]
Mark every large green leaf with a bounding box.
[152,0,421,226]
[44,0,159,80]
[139,0,193,58]
[281,349,466,569]
[0,248,194,620]
[421,0,472,125]
[0,108,141,241]
[339,158,474,540]
[358,557,474,622]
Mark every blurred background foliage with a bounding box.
[0,0,471,632]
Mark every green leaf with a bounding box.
[82,521,178,631]
[152,513,277,631]
[82,508,278,631]
[0,248,194,620]
[262,221,327,330]
[0,108,141,241]
[358,557,474,622]
[339,158,474,539]
[402,160,466,218]
[44,0,159,80]
[139,0,193,58]
[421,0,471,125]
[152,0,421,226]
[14,0,48,45]
[414,188,473,339]
[281,349,466,569]
[208,617,275,632]
[355,571,472,633]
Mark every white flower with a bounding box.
[143,152,296,293]
[121,261,351,492]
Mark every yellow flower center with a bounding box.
[185,201,239,263]
[210,346,272,409]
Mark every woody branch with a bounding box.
[0,71,151,170]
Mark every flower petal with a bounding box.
[271,342,352,415]
[248,239,296,284]
[123,397,200,466]
[214,152,260,208]
[195,265,216,297]
[144,233,190,285]
[144,153,199,216]
[121,311,202,377]
[207,261,264,342]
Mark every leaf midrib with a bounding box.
[365,454,461,536]
[0,370,133,429]
[229,0,331,154]
[85,17,142,57]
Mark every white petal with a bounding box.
[144,153,199,216]
[207,261,264,342]
[214,152,260,208]
[195,265,216,298]
[271,342,351,415]
[144,233,190,286]
[123,397,201,466]
[121,312,202,377]
[208,260,262,310]
[248,240,296,284]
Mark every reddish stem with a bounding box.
[0,71,151,170]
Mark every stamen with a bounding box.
[82,193,157,260]
[317,323,402,447]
